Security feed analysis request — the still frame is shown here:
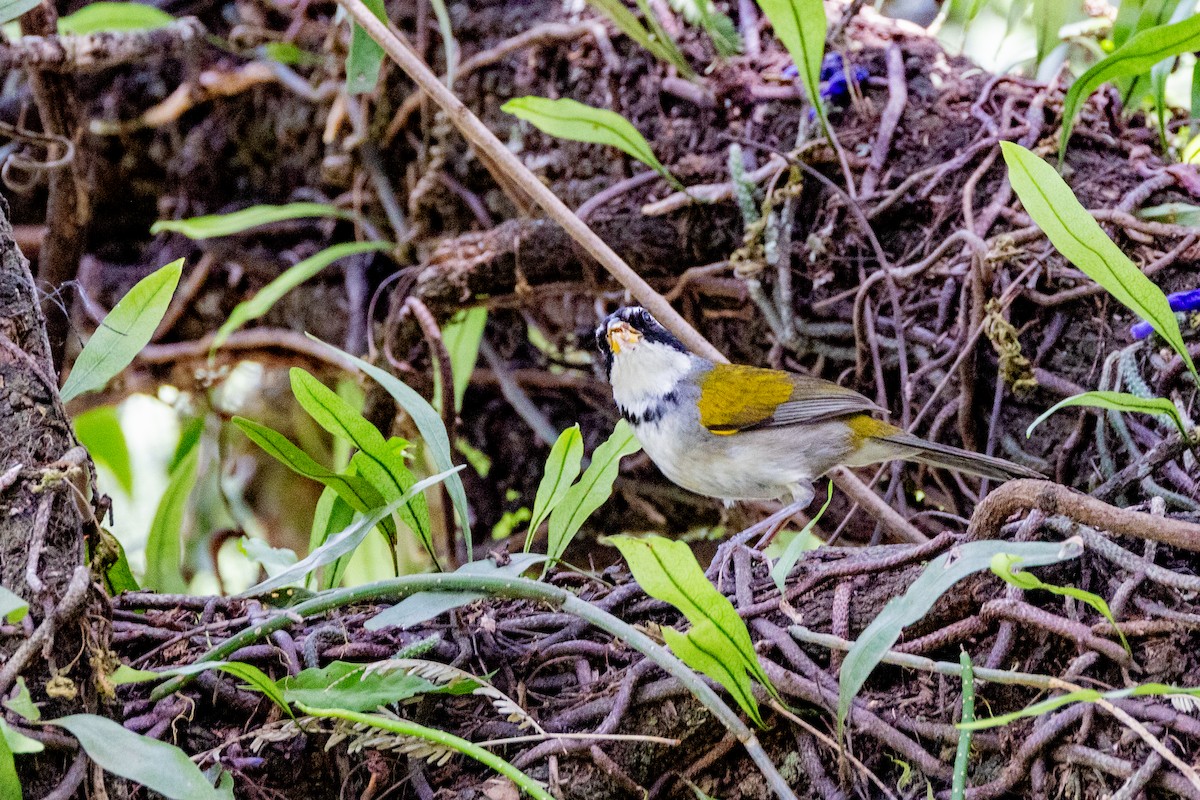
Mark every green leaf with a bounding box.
[670,0,741,57]
[1031,0,1067,68]
[1060,13,1200,159]
[585,0,694,76]
[150,203,351,239]
[951,650,974,800]
[60,259,182,403]
[289,369,433,563]
[770,479,833,592]
[74,406,133,494]
[1001,142,1198,382]
[961,681,1200,730]
[277,660,450,711]
[346,0,387,93]
[609,535,778,726]
[755,0,828,132]
[309,338,473,560]
[4,678,39,722]
[100,531,141,594]
[0,0,37,24]
[524,425,584,553]
[501,97,682,190]
[143,438,200,593]
[111,661,289,716]
[442,307,487,412]
[232,416,390,519]
[545,420,640,570]
[261,41,320,66]
[57,2,173,33]
[240,536,298,575]
[48,714,232,800]
[309,486,357,589]
[1,718,42,755]
[990,552,1131,654]
[239,468,459,597]
[1026,390,1188,439]
[365,553,547,631]
[0,720,19,800]
[213,241,390,354]
[0,584,28,624]
[838,538,1083,734]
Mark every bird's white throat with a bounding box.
[609,340,695,420]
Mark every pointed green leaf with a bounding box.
[151,203,351,239]
[755,0,828,132]
[1001,142,1197,382]
[143,438,200,593]
[111,661,289,715]
[4,679,38,722]
[609,535,777,725]
[308,337,473,559]
[1031,0,1067,68]
[0,720,19,800]
[1,718,42,755]
[1060,12,1200,159]
[61,259,182,403]
[57,2,173,33]
[0,584,28,624]
[961,682,1200,731]
[289,369,434,563]
[101,531,141,594]
[48,714,232,800]
[586,0,693,76]
[276,660,450,711]
[770,479,833,592]
[546,420,640,569]
[73,406,133,494]
[525,425,584,553]
[213,241,390,353]
[502,96,682,189]
[346,0,387,93]
[839,538,1082,734]
[1026,390,1188,439]
[442,307,487,412]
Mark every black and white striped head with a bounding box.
[595,306,688,376]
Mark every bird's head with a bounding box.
[595,307,698,413]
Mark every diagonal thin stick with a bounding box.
[335,0,926,547]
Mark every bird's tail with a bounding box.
[872,431,1045,482]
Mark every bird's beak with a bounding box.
[606,320,641,355]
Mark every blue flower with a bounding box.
[1130,287,1200,339]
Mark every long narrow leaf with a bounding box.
[441,307,487,412]
[610,535,778,725]
[586,0,693,76]
[48,715,232,800]
[310,338,473,558]
[150,203,351,239]
[1001,142,1198,382]
[143,439,200,593]
[60,259,183,403]
[545,420,640,569]
[1060,12,1200,158]
[756,0,828,132]
[346,0,387,93]
[1026,390,1188,439]
[1031,0,1067,68]
[57,2,173,33]
[73,406,134,494]
[525,425,584,553]
[112,661,288,715]
[770,479,833,591]
[838,538,1082,734]
[502,96,682,189]
[213,241,391,353]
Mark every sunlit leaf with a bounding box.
[502,96,682,189]
[365,553,547,631]
[756,0,828,132]
[545,420,640,570]
[74,406,133,494]
[991,552,1130,654]
[143,438,200,593]
[609,535,778,725]
[770,479,833,592]
[525,425,584,553]
[213,241,390,354]
[57,2,173,33]
[310,338,473,559]
[586,0,693,76]
[346,0,387,93]
[1060,12,1200,159]
[60,259,182,403]
[48,715,232,799]
[1026,390,1188,440]
[0,584,28,624]
[289,369,433,563]
[838,538,1083,734]
[442,307,487,412]
[1001,142,1198,382]
[0,0,38,24]
[961,682,1200,731]
[150,203,351,239]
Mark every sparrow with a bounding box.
[596,306,1043,511]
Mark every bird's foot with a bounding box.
[705,497,813,582]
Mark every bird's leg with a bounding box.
[754,482,815,548]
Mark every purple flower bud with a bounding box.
[782,63,799,79]
[819,53,844,82]
[1129,287,1200,339]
